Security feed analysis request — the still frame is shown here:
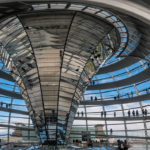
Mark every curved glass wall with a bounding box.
[72,58,150,149]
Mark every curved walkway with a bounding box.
[0,71,14,82]
[75,116,150,121]
[0,123,34,131]
[0,107,28,115]
[80,93,150,106]
[87,68,150,90]
[0,87,22,99]
[97,57,139,74]
[70,133,150,139]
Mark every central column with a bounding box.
[0,10,115,145]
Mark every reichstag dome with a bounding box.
[0,0,149,149]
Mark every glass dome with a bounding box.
[0,0,149,150]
